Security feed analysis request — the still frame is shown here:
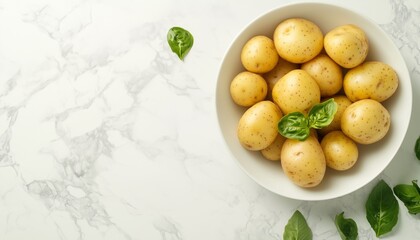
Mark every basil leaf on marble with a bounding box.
[415,136,420,160]
[393,180,420,214]
[283,210,312,240]
[335,212,358,240]
[278,112,310,141]
[308,98,337,129]
[365,180,399,237]
[167,26,194,60]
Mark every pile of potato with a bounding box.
[230,18,398,188]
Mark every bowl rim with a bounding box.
[215,1,413,201]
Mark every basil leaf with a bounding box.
[415,136,420,160]
[308,98,337,129]
[365,180,399,237]
[277,99,338,141]
[393,180,420,214]
[335,212,358,240]
[278,112,310,141]
[283,210,312,240]
[167,27,194,60]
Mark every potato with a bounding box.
[261,134,286,161]
[241,35,279,73]
[273,18,323,63]
[230,71,268,107]
[321,131,358,171]
[237,101,283,150]
[301,53,343,97]
[324,24,368,68]
[281,135,326,187]
[343,61,399,102]
[263,57,298,100]
[318,95,352,136]
[272,69,320,114]
[341,99,390,144]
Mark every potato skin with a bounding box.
[324,24,368,68]
[237,101,283,151]
[272,69,320,114]
[273,18,323,63]
[321,131,358,171]
[241,35,279,73]
[263,57,298,100]
[343,61,399,102]
[230,71,268,107]
[341,99,390,144]
[281,135,326,187]
[301,53,343,97]
[261,134,286,161]
[318,95,352,136]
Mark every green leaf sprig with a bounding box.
[283,210,313,240]
[335,212,358,240]
[393,180,420,214]
[278,98,337,141]
[365,180,399,238]
[167,26,194,60]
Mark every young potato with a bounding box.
[230,71,268,107]
[343,61,399,102]
[281,135,326,187]
[261,134,286,161]
[263,57,299,100]
[321,131,358,171]
[237,101,283,151]
[318,95,352,136]
[341,99,390,144]
[324,24,368,68]
[241,35,279,73]
[301,53,343,97]
[272,69,320,114]
[273,18,324,64]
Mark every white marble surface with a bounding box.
[0,0,419,239]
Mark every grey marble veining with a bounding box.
[0,0,419,239]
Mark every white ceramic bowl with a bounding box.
[216,2,412,201]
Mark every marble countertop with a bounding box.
[0,0,419,239]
